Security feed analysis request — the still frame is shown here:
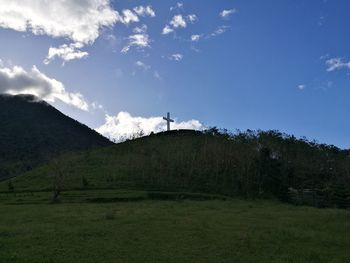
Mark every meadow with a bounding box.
[0,190,349,263]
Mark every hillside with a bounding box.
[2,128,350,208]
[0,94,113,180]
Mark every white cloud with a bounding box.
[318,16,325,26]
[170,54,183,61]
[0,0,118,45]
[122,23,151,53]
[327,81,333,88]
[191,34,202,42]
[297,84,305,90]
[177,2,184,9]
[320,54,329,60]
[120,9,139,24]
[170,15,187,28]
[121,33,151,53]
[44,43,88,64]
[92,102,104,110]
[154,71,162,80]
[163,12,197,35]
[162,15,187,35]
[133,24,148,34]
[162,25,174,35]
[326,58,350,72]
[115,7,155,25]
[220,9,237,19]
[0,64,89,111]
[187,14,198,23]
[170,2,184,11]
[133,6,155,17]
[96,112,204,142]
[118,7,156,24]
[135,61,150,70]
[210,25,230,37]
[134,61,161,80]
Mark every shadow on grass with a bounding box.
[87,191,230,203]
[1,190,231,205]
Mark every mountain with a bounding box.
[0,94,113,180]
[2,128,350,207]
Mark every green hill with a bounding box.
[0,94,113,180]
[2,128,350,208]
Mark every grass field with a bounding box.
[0,190,349,263]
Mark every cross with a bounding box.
[163,112,174,131]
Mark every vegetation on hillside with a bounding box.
[0,94,113,181]
[3,129,350,208]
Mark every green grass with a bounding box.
[0,190,349,262]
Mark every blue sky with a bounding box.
[0,0,350,147]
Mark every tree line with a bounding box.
[119,128,350,208]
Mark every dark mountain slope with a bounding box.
[0,94,113,180]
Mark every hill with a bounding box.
[2,128,350,208]
[0,94,113,180]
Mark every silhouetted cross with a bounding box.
[163,112,174,131]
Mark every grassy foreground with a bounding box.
[0,190,349,263]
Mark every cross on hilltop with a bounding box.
[163,112,174,131]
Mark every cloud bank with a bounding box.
[0,0,120,64]
[96,112,205,142]
[0,0,118,44]
[0,1,156,63]
[0,64,89,111]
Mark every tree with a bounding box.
[49,157,69,203]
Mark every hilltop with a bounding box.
[0,94,113,180]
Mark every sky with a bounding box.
[0,0,350,147]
